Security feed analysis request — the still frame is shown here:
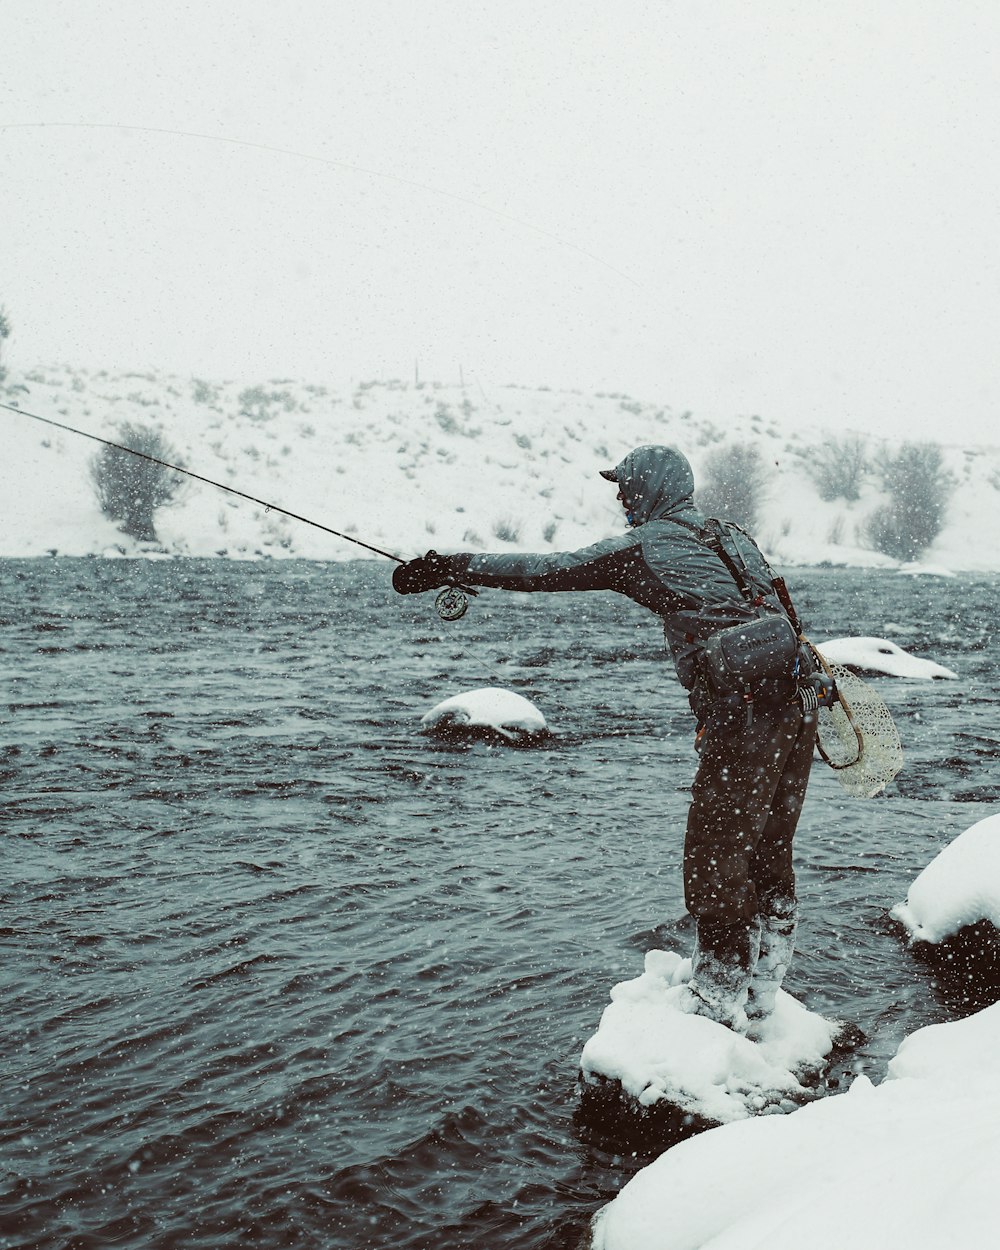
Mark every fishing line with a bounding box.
[0,121,644,291]
[0,399,478,617]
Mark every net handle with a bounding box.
[807,639,865,770]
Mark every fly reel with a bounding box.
[435,586,470,621]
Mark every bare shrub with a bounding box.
[90,422,185,542]
[695,441,769,529]
[812,434,869,502]
[238,386,296,421]
[864,441,953,561]
[0,305,11,383]
[493,518,521,543]
[192,378,219,405]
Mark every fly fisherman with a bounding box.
[392,444,821,1036]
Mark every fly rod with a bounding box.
[0,398,477,620]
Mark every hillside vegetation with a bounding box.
[2,364,998,571]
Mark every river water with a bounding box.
[2,559,997,1249]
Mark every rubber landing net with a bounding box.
[812,653,904,798]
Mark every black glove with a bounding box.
[392,550,470,595]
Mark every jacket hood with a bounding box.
[609,445,696,526]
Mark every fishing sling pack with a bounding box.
[672,517,802,701]
[699,611,799,698]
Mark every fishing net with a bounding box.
[812,655,904,798]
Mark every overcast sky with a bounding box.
[2,1,999,445]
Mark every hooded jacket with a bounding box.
[455,445,796,698]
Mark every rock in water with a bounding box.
[813,636,957,678]
[892,812,1000,1009]
[577,950,852,1150]
[420,687,549,742]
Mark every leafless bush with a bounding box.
[695,442,769,529]
[90,422,185,542]
[864,441,953,561]
[493,518,521,543]
[812,434,868,502]
[238,386,296,421]
[0,304,11,383]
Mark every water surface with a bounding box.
[2,560,996,1248]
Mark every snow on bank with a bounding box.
[3,364,1000,570]
[590,1002,1000,1250]
[814,636,959,679]
[579,950,842,1127]
[892,813,1000,945]
[420,687,548,740]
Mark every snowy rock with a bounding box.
[420,687,548,741]
[578,950,846,1144]
[897,561,957,578]
[814,635,958,678]
[891,813,1000,1005]
[892,813,1000,945]
[588,1002,1000,1250]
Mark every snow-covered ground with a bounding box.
[3,364,1000,570]
[588,811,1000,1250]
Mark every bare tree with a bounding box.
[90,422,185,542]
[696,441,769,529]
[865,441,953,561]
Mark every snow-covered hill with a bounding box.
[2,363,999,571]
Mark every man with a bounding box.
[392,444,819,1035]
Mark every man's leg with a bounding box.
[745,712,816,1024]
[683,702,813,1029]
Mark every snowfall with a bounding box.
[4,366,1000,1248]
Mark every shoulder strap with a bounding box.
[670,515,804,632]
[668,515,761,606]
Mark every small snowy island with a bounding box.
[420,687,549,743]
[578,950,849,1144]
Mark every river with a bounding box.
[2,559,996,1248]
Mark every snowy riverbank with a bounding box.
[3,364,1000,570]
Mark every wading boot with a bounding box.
[746,903,798,1037]
[684,917,761,1034]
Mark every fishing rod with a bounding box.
[0,399,477,621]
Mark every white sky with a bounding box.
[2,0,999,445]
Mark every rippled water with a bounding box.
[2,559,997,1249]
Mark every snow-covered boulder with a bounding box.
[892,813,1000,945]
[814,636,958,678]
[891,813,1000,1005]
[578,950,849,1145]
[419,687,548,742]
[589,1003,1000,1250]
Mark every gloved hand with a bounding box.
[392,550,469,595]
